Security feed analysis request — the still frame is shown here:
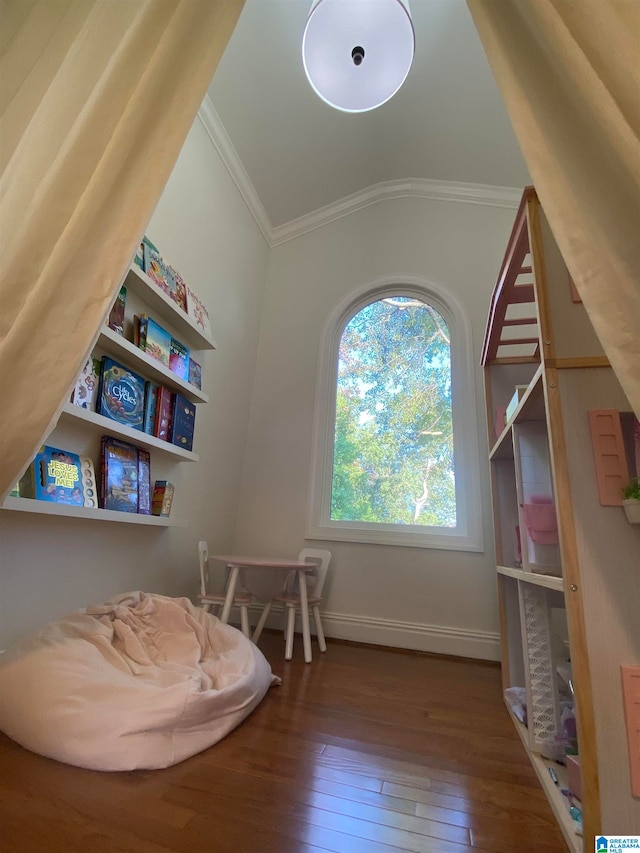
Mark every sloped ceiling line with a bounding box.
[197,96,521,249]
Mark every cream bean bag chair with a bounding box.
[0,591,279,771]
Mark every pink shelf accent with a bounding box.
[588,410,630,506]
[523,497,558,545]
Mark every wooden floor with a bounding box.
[0,631,569,853]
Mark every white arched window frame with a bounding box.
[307,276,484,551]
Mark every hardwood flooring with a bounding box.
[0,631,569,852]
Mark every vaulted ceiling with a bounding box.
[207,0,531,229]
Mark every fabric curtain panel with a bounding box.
[468,0,640,416]
[0,0,244,499]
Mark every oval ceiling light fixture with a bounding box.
[302,0,415,113]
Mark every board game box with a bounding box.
[100,436,139,513]
[97,357,145,430]
[169,337,190,381]
[170,393,196,452]
[71,356,101,411]
[151,481,175,517]
[137,449,151,515]
[22,445,84,505]
[141,316,171,367]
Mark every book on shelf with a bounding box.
[169,337,190,381]
[185,285,212,338]
[142,380,160,435]
[143,245,181,304]
[70,356,101,411]
[20,445,84,506]
[170,393,196,452]
[137,449,151,515]
[170,268,188,313]
[106,285,127,336]
[153,385,173,441]
[133,241,145,271]
[151,481,175,517]
[140,316,171,367]
[188,357,202,390]
[96,357,145,431]
[133,315,144,348]
[100,436,139,513]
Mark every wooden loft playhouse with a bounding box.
[481,187,640,850]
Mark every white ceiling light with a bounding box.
[302,0,415,113]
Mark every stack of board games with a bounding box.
[96,357,145,430]
[151,481,175,516]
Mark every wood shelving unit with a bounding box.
[1,496,184,527]
[59,403,200,461]
[1,259,212,529]
[482,187,640,848]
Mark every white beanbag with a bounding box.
[0,591,279,771]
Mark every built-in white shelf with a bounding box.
[489,365,546,460]
[124,265,216,351]
[497,565,564,592]
[60,403,199,462]
[98,326,208,405]
[1,496,184,527]
[506,707,581,853]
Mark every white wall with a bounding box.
[0,116,269,649]
[233,196,518,659]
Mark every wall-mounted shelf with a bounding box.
[489,365,545,460]
[497,565,564,592]
[60,403,199,461]
[123,265,216,351]
[506,707,581,853]
[1,496,183,527]
[98,326,208,405]
[483,187,640,846]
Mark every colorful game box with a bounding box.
[137,449,151,515]
[151,481,175,517]
[24,445,84,505]
[188,357,202,390]
[142,380,160,434]
[141,316,171,367]
[97,357,145,430]
[71,356,101,411]
[154,386,173,441]
[100,436,139,513]
[106,285,126,336]
[170,393,196,452]
[169,337,190,381]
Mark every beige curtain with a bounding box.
[0,0,244,499]
[468,0,640,416]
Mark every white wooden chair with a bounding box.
[253,548,331,659]
[197,541,252,638]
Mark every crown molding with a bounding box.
[197,96,272,245]
[271,178,523,246]
[198,96,523,249]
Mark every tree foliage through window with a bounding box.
[332,296,456,527]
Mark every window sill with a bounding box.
[306,522,483,552]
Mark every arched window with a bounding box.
[307,278,483,551]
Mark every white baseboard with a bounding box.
[244,604,500,662]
